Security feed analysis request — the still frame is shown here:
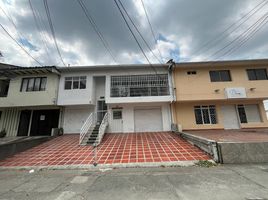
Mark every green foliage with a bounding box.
[0,129,7,138]
[196,160,217,168]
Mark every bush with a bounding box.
[58,128,64,136]
[0,129,6,138]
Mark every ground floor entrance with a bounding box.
[174,100,268,131]
[0,108,60,137]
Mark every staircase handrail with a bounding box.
[79,112,97,145]
[95,112,109,146]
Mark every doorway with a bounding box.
[221,105,240,129]
[111,109,123,132]
[97,100,107,123]
[17,110,31,136]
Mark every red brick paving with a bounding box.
[0,132,210,167]
[187,129,268,142]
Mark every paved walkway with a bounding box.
[1,164,268,199]
[0,132,209,168]
[187,129,268,142]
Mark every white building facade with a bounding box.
[57,65,174,134]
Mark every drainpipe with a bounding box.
[167,60,177,130]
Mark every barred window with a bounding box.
[194,105,217,124]
[110,74,169,97]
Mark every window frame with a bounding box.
[209,70,232,82]
[246,68,268,80]
[64,76,87,90]
[20,77,47,92]
[194,105,217,125]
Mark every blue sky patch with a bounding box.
[18,38,38,51]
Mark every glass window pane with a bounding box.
[113,110,122,119]
[73,81,79,89]
[33,78,41,91]
[202,109,210,124]
[209,71,220,82]
[255,69,268,80]
[40,78,47,91]
[194,109,203,124]
[220,70,231,81]
[27,78,34,91]
[21,79,28,92]
[247,69,256,80]
[80,76,86,89]
[237,105,247,123]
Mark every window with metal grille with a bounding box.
[237,104,261,123]
[64,76,86,90]
[194,105,217,124]
[209,70,231,82]
[247,69,268,80]
[0,79,10,97]
[110,74,169,97]
[20,77,47,92]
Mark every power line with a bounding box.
[0,23,42,66]
[28,0,53,63]
[206,12,268,60]
[140,0,164,63]
[43,0,66,66]
[77,0,118,64]
[216,14,268,60]
[192,0,268,59]
[113,0,159,74]
[117,0,162,64]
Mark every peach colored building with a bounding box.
[171,59,268,131]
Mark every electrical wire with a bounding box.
[192,0,268,59]
[0,23,42,66]
[117,0,162,64]
[43,0,66,66]
[77,0,118,64]
[140,0,164,63]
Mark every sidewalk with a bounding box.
[0,164,268,199]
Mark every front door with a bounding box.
[97,100,107,123]
[111,109,123,132]
[30,110,60,136]
[221,105,240,129]
[17,110,31,136]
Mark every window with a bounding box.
[237,104,261,123]
[113,110,122,119]
[209,70,231,82]
[187,71,197,75]
[0,79,10,97]
[247,69,268,80]
[110,74,169,97]
[20,77,47,92]
[194,105,217,124]
[64,76,87,90]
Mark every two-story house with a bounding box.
[0,66,61,137]
[57,64,173,138]
[171,59,268,131]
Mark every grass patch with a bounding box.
[196,160,217,168]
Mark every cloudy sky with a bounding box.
[0,0,268,67]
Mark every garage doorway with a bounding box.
[221,105,240,129]
[134,107,163,132]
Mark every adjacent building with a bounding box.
[0,66,61,137]
[171,59,268,131]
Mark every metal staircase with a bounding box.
[79,112,109,146]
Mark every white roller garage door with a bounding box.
[134,108,163,132]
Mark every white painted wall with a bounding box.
[57,67,173,106]
[107,102,171,133]
[63,106,94,134]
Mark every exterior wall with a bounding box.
[0,108,20,136]
[0,74,59,107]
[174,100,268,130]
[57,67,173,106]
[63,106,94,134]
[174,65,268,101]
[107,102,171,133]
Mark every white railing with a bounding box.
[79,113,97,145]
[94,112,109,146]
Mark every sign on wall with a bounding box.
[225,87,247,99]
